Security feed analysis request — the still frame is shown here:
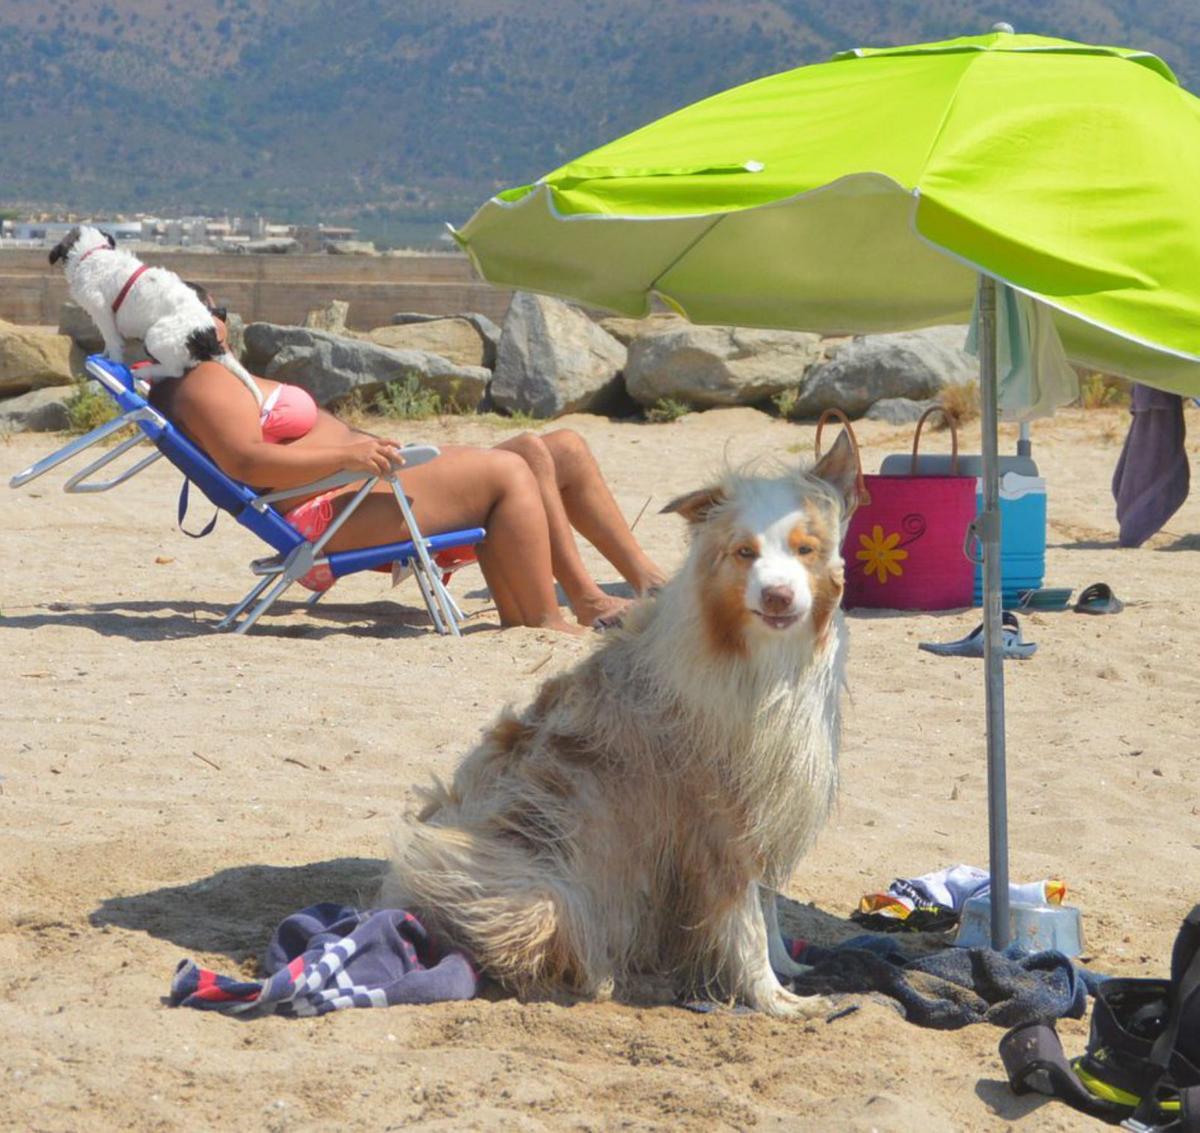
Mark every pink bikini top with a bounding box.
[259,383,319,443]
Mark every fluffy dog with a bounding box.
[381,436,860,1016]
[48,225,263,403]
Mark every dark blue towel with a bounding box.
[1112,383,1189,547]
[784,936,1095,1029]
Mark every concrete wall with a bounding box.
[0,250,514,330]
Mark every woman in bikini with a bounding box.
[149,291,664,634]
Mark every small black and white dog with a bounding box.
[48,225,262,403]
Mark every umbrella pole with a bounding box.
[977,273,1011,949]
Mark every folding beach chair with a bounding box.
[9,355,485,635]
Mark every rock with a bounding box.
[241,238,299,255]
[368,317,489,369]
[864,397,941,424]
[791,325,975,418]
[243,323,489,411]
[303,300,351,335]
[393,312,501,369]
[623,324,825,409]
[324,240,377,255]
[598,313,686,346]
[0,321,77,396]
[0,386,73,432]
[491,293,627,418]
[58,301,104,354]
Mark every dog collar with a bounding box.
[77,245,111,265]
[111,264,149,314]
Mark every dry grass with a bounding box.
[937,382,980,429]
[1078,371,1131,409]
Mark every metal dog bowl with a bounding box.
[954,895,1085,956]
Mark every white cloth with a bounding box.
[967,284,1079,422]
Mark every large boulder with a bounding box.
[598,312,687,346]
[864,397,941,424]
[491,293,627,417]
[0,386,72,432]
[623,324,825,409]
[242,323,489,411]
[303,300,350,335]
[392,312,501,369]
[58,300,105,354]
[791,325,975,418]
[0,321,78,396]
[368,317,490,369]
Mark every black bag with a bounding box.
[999,904,1200,1130]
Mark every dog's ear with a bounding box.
[48,226,80,266]
[101,230,116,249]
[812,430,863,519]
[661,485,727,525]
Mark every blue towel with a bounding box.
[169,903,479,1016]
[783,936,1095,1029]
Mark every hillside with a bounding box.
[3,0,1198,245]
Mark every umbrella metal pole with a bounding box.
[977,273,1011,949]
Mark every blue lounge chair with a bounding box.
[9,355,485,635]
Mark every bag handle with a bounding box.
[814,408,871,507]
[910,405,960,475]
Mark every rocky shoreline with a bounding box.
[0,290,980,433]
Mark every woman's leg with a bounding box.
[496,430,666,625]
[323,445,583,634]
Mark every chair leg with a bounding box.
[216,575,276,631]
[233,573,298,635]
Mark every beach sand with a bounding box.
[3,406,1198,1131]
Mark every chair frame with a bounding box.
[10,355,485,636]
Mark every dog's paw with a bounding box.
[750,984,835,1019]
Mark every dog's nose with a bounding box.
[760,585,795,615]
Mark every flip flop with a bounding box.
[1073,582,1124,615]
[1016,587,1074,612]
[918,611,1037,660]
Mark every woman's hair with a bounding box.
[182,280,213,308]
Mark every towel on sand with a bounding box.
[169,903,478,1017]
[1112,383,1189,547]
[782,934,1095,1029]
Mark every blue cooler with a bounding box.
[878,452,1046,607]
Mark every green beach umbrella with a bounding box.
[454,26,1200,947]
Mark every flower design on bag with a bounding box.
[855,524,908,584]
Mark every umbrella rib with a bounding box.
[644,212,730,305]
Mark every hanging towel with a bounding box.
[967,285,1079,421]
[1111,382,1190,547]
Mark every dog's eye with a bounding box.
[795,544,817,557]
[734,544,758,560]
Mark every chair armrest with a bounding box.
[250,443,441,511]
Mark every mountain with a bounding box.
[3,1,1198,246]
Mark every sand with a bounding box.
[3,405,1199,1132]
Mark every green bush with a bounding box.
[646,397,691,423]
[65,379,119,434]
[370,372,442,420]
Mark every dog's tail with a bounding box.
[381,801,597,997]
[185,326,265,407]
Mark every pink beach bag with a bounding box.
[816,408,976,611]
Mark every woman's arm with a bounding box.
[172,362,404,489]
